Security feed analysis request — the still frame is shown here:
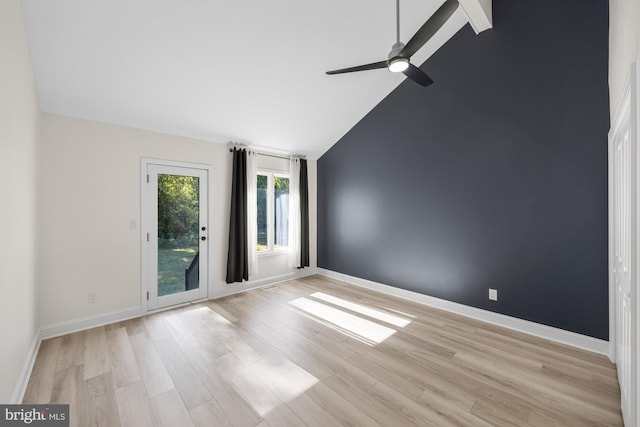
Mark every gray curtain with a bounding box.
[226,148,248,283]
[299,159,310,268]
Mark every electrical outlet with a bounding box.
[88,292,97,304]
[489,288,498,301]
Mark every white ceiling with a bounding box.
[21,0,468,158]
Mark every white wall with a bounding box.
[0,0,41,402]
[609,0,640,116]
[38,113,316,327]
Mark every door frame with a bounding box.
[141,158,214,314]
[608,62,639,426]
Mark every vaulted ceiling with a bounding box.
[21,0,471,158]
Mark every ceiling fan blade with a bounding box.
[402,63,434,86]
[400,0,459,59]
[326,60,388,75]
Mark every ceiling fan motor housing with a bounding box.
[388,41,405,59]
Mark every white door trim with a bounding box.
[141,158,214,314]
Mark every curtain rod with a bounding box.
[228,148,304,160]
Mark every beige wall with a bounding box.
[0,0,41,402]
[609,0,640,117]
[38,113,316,327]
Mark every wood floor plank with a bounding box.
[368,380,459,427]
[206,300,239,323]
[129,333,174,398]
[593,370,623,394]
[194,307,262,364]
[250,321,378,393]
[84,326,111,380]
[154,336,211,410]
[189,400,232,427]
[246,322,335,382]
[418,375,476,411]
[150,389,194,427]
[106,327,141,388]
[286,391,343,427]
[310,330,426,400]
[176,307,232,357]
[22,275,623,426]
[115,380,157,427]
[211,352,285,418]
[252,356,320,405]
[232,290,325,338]
[105,318,146,337]
[473,326,615,376]
[527,409,602,427]
[164,311,201,353]
[123,318,147,336]
[23,337,61,403]
[50,365,91,427]
[305,381,381,426]
[56,331,85,372]
[185,348,263,427]
[263,402,306,427]
[417,387,492,426]
[323,373,422,427]
[470,397,531,427]
[142,312,171,341]
[86,372,121,427]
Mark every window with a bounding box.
[257,172,289,252]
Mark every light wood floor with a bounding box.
[23,275,623,426]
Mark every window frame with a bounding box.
[256,169,290,255]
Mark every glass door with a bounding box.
[146,163,208,310]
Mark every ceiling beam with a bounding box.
[458,0,492,34]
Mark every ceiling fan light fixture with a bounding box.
[388,57,409,73]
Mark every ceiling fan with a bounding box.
[326,0,459,87]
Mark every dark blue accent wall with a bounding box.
[317,0,609,339]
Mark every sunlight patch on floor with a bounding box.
[196,306,234,326]
[309,292,411,327]
[288,297,396,344]
[373,305,417,319]
[214,351,318,417]
[254,357,318,403]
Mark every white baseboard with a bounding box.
[39,306,143,340]
[10,331,41,404]
[212,268,317,299]
[39,269,318,340]
[317,268,609,356]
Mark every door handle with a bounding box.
[201,236,207,241]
